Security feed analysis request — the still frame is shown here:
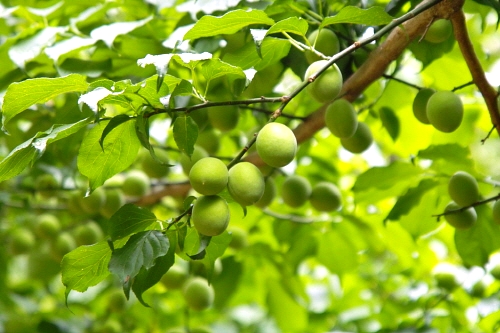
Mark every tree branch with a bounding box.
[450,9,500,137]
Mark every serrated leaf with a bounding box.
[379,106,399,141]
[201,59,246,92]
[173,116,198,157]
[385,179,439,222]
[131,231,176,307]
[223,37,291,70]
[90,17,152,47]
[61,240,113,293]
[77,119,141,192]
[108,230,170,284]
[184,9,275,41]
[108,203,157,241]
[2,74,88,130]
[266,17,308,37]
[321,6,393,27]
[352,161,421,192]
[99,114,132,149]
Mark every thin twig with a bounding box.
[432,193,500,219]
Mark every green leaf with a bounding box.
[385,179,439,222]
[417,144,473,170]
[108,204,157,241]
[212,256,242,309]
[89,17,152,47]
[61,240,113,293]
[200,59,246,87]
[173,116,198,157]
[77,119,141,192]
[266,17,308,37]
[184,9,275,40]
[455,205,500,266]
[379,106,399,141]
[108,230,170,284]
[223,37,291,70]
[317,228,358,274]
[472,0,500,25]
[1,74,88,130]
[321,6,393,27]
[131,231,176,307]
[267,279,308,333]
[135,113,151,150]
[99,115,132,150]
[352,161,421,192]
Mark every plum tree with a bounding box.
[448,171,479,207]
[122,170,150,197]
[79,187,106,214]
[254,177,277,208]
[305,29,340,63]
[74,220,103,246]
[191,195,230,236]
[180,145,209,175]
[161,265,188,289]
[325,99,358,138]
[281,175,312,208]
[305,60,343,103]
[189,157,228,195]
[256,123,297,168]
[207,105,239,131]
[141,149,170,179]
[340,122,373,153]
[182,277,215,311]
[426,91,463,133]
[444,202,477,229]
[35,214,60,240]
[424,19,453,43]
[309,182,342,212]
[412,88,435,124]
[227,162,265,206]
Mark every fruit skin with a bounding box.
[256,123,297,168]
[122,170,150,197]
[493,200,500,224]
[309,182,342,212]
[470,281,486,298]
[255,177,277,208]
[8,229,35,255]
[180,145,209,175]
[424,19,453,43]
[52,232,77,260]
[228,226,248,250]
[434,271,458,290]
[305,60,343,103]
[34,173,59,198]
[161,265,188,289]
[141,149,170,179]
[412,88,435,124]
[189,157,228,195]
[281,175,312,208]
[426,91,463,133]
[447,171,479,207]
[35,214,60,239]
[305,29,340,63]
[100,189,126,219]
[196,128,220,155]
[207,105,240,132]
[444,202,477,229]
[325,99,358,138]
[192,195,230,236]
[182,277,215,311]
[340,122,373,153]
[74,220,103,246]
[79,187,106,214]
[228,162,265,206]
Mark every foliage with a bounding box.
[1,0,500,332]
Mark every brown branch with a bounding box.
[450,9,500,137]
[432,192,500,219]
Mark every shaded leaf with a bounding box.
[223,37,291,70]
[352,161,421,192]
[379,106,399,141]
[99,114,132,150]
[108,204,157,241]
[173,116,198,157]
[267,279,308,333]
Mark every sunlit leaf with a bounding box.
[173,116,198,157]
[266,17,308,37]
[321,6,393,27]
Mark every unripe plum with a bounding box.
[79,187,106,214]
[192,195,230,236]
[305,29,340,63]
[208,105,240,132]
[444,202,477,229]
[35,214,61,239]
[281,175,312,208]
[255,177,277,208]
[189,157,228,195]
[74,220,103,246]
[122,170,150,197]
[340,122,373,153]
[490,264,500,280]
[182,277,214,311]
[228,226,248,250]
[310,182,342,212]
[256,123,297,168]
[52,232,77,260]
[161,265,188,289]
[196,128,220,155]
[228,162,265,206]
[34,173,59,198]
[100,189,126,219]
[424,19,453,44]
[8,229,35,255]
[325,99,358,138]
[434,271,458,290]
[180,145,209,175]
[426,91,463,133]
[412,88,434,124]
[305,60,343,103]
[448,171,479,207]
[141,149,170,179]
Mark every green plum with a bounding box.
[444,202,477,229]
[208,105,240,132]
[305,29,340,63]
[309,182,342,212]
[122,170,150,197]
[182,277,215,311]
[305,60,343,103]
[189,157,228,195]
[192,195,230,236]
[340,122,373,153]
[412,88,434,124]
[325,99,358,138]
[448,171,479,207]
[426,91,463,133]
[228,162,265,206]
[256,123,297,168]
[281,175,312,208]
[255,177,277,208]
